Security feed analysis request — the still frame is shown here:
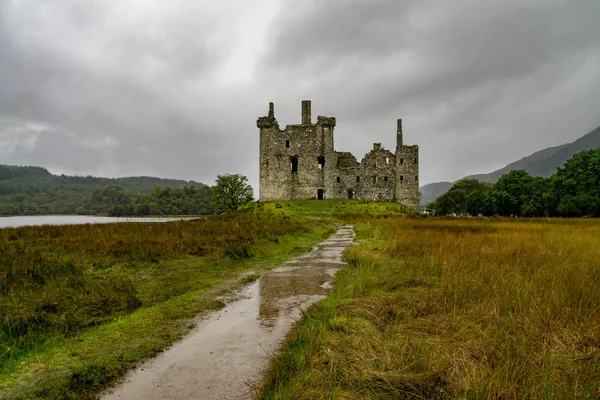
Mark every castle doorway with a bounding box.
[347,189,354,199]
[317,189,324,200]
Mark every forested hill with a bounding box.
[421,124,600,205]
[0,165,212,216]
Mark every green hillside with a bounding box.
[0,165,210,215]
[421,125,600,205]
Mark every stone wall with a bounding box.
[258,101,420,209]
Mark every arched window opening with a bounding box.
[386,157,390,165]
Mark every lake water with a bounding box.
[0,215,200,229]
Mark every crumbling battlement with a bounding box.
[257,100,419,209]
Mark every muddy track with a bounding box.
[101,225,355,400]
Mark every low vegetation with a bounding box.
[3,198,599,399]
[0,206,336,399]
[260,217,600,398]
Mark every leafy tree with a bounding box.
[521,177,552,217]
[551,149,600,217]
[212,174,254,214]
[430,179,491,216]
[489,170,532,216]
[488,189,518,216]
[466,189,492,216]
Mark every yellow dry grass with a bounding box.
[260,218,600,399]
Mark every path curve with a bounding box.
[102,225,355,400]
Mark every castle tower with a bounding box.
[394,118,420,210]
[257,102,280,202]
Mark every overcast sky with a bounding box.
[1,0,599,190]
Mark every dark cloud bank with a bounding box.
[1,0,599,190]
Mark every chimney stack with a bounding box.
[396,118,403,147]
[268,102,274,118]
[301,100,311,124]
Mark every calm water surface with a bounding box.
[0,215,198,229]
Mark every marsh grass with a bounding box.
[260,218,600,399]
[0,207,336,399]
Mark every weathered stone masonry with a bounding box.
[258,100,419,209]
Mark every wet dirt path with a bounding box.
[102,225,354,400]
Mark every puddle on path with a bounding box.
[101,225,355,400]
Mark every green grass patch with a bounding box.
[241,199,413,220]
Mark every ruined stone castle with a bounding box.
[257,100,419,209]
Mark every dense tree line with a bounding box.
[0,165,211,216]
[429,148,600,217]
[78,185,213,216]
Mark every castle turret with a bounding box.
[257,102,278,129]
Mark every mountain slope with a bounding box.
[421,125,600,205]
[420,181,453,206]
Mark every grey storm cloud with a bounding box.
[1,0,600,189]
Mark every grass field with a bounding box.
[4,201,598,399]
[0,200,407,399]
[259,217,600,399]
[0,204,339,399]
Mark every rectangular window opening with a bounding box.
[318,156,325,169]
[291,156,299,173]
[400,158,404,164]
[285,140,290,148]
[384,176,388,182]
[356,176,360,182]
[400,175,404,184]
[336,176,340,183]
[386,157,390,165]
[415,175,418,181]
